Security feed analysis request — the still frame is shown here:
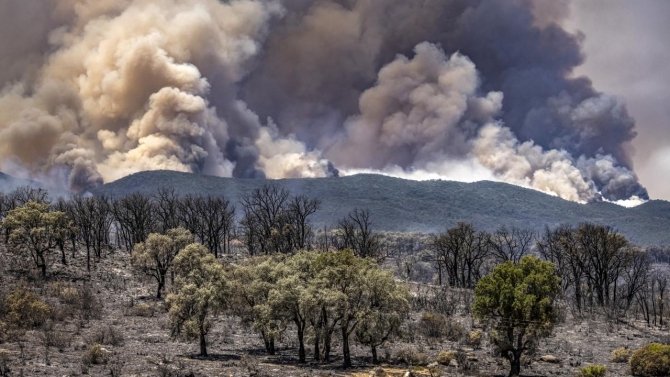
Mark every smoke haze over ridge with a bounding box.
[0,0,650,202]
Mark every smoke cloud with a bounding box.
[0,0,650,202]
[0,0,331,190]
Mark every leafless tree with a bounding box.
[112,193,156,252]
[240,185,291,255]
[635,269,666,328]
[239,213,261,256]
[336,208,382,260]
[621,249,651,312]
[488,226,535,264]
[153,187,181,234]
[52,198,77,266]
[287,195,321,251]
[71,194,96,271]
[0,191,6,218]
[431,222,490,288]
[577,223,630,307]
[537,224,588,312]
[196,195,236,257]
[658,273,669,326]
[540,223,651,314]
[10,186,50,205]
[92,196,113,258]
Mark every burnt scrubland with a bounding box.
[0,182,670,377]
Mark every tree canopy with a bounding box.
[473,255,561,377]
[166,243,227,357]
[1,201,75,277]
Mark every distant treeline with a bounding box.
[1,184,669,325]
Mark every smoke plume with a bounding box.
[0,0,650,202]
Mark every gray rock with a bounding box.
[540,355,560,363]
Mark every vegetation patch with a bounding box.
[630,344,670,376]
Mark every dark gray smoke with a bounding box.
[0,0,649,202]
[242,0,647,201]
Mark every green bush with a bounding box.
[436,350,455,365]
[59,285,103,322]
[82,343,108,366]
[419,313,448,339]
[2,287,50,329]
[418,313,465,342]
[129,302,155,317]
[394,347,428,366]
[611,347,631,363]
[468,329,484,348]
[630,344,670,376]
[577,364,606,377]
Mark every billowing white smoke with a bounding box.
[333,43,642,203]
[255,122,333,179]
[0,0,331,190]
[0,1,648,204]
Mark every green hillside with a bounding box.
[89,170,670,246]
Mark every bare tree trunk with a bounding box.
[39,253,47,278]
[59,243,67,266]
[341,327,351,368]
[199,328,207,357]
[313,333,320,361]
[371,345,379,364]
[296,323,306,363]
[509,355,521,377]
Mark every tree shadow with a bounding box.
[184,353,242,362]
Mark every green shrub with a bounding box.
[436,350,455,365]
[578,364,606,377]
[82,343,108,366]
[59,285,103,322]
[418,313,465,341]
[2,288,50,329]
[468,329,484,348]
[129,302,155,317]
[611,347,631,363]
[630,344,670,376]
[419,313,447,339]
[394,347,428,366]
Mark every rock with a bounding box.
[402,371,416,377]
[370,368,386,377]
[540,355,560,363]
[449,359,459,368]
[427,362,439,368]
[466,354,478,362]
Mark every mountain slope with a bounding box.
[90,170,670,246]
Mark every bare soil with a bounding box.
[0,247,665,377]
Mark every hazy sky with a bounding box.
[568,0,670,199]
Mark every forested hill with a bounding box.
[83,170,670,246]
[0,171,46,191]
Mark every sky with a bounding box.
[568,0,670,199]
